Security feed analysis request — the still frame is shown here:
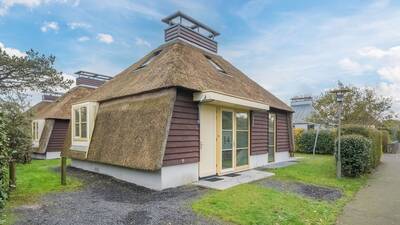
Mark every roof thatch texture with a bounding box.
[75,88,176,171]
[33,119,54,154]
[82,40,292,111]
[40,86,94,119]
[28,101,54,120]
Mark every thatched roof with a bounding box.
[82,40,292,112]
[29,101,54,120]
[39,86,94,120]
[84,88,176,171]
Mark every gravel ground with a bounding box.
[13,168,227,225]
[257,179,342,201]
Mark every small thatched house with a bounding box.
[31,71,111,159]
[63,12,294,190]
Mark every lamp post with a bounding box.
[330,82,350,179]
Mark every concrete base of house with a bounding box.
[31,151,61,160]
[275,151,290,163]
[249,151,291,168]
[71,159,199,190]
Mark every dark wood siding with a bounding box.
[250,111,268,155]
[46,119,69,152]
[163,89,200,166]
[76,77,106,87]
[275,111,291,152]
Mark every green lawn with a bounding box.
[1,159,82,225]
[192,154,368,225]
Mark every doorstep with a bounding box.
[194,170,274,190]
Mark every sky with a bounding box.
[0,0,399,112]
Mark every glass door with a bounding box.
[236,112,249,168]
[268,113,276,162]
[222,111,234,172]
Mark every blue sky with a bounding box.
[0,0,399,112]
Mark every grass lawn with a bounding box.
[1,159,82,225]
[192,153,368,225]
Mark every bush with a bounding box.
[341,125,382,169]
[381,130,391,153]
[338,135,371,177]
[296,129,335,154]
[0,112,9,209]
[293,128,304,152]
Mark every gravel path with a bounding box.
[13,168,226,225]
[257,179,342,201]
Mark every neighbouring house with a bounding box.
[30,71,111,159]
[63,11,294,190]
[291,96,316,130]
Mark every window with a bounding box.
[32,121,39,141]
[205,55,226,73]
[74,106,88,139]
[136,50,162,70]
[268,113,276,162]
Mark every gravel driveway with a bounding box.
[13,168,226,225]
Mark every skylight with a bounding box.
[205,55,226,73]
[136,50,162,70]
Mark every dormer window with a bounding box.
[205,55,226,74]
[136,50,162,70]
[74,106,88,139]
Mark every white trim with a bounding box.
[71,102,99,152]
[193,91,269,110]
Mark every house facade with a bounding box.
[63,12,294,190]
[30,71,111,159]
[290,96,316,130]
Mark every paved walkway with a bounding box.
[337,154,400,225]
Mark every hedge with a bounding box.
[293,128,304,152]
[296,129,335,154]
[381,130,391,153]
[338,135,372,177]
[0,112,9,209]
[342,125,382,168]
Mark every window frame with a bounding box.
[136,50,162,70]
[73,106,89,140]
[205,55,227,74]
[32,121,39,141]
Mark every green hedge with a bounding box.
[342,125,382,169]
[296,130,335,154]
[0,112,9,209]
[338,135,372,177]
[381,130,391,153]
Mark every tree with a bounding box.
[0,112,9,208]
[309,84,393,127]
[0,48,72,96]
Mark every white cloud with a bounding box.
[0,42,26,57]
[0,0,43,15]
[134,37,151,48]
[358,46,387,59]
[77,36,90,42]
[377,66,400,83]
[96,33,113,44]
[68,22,91,30]
[338,58,372,74]
[41,21,59,32]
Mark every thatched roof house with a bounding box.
[31,72,111,159]
[64,12,294,190]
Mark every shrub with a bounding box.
[0,112,9,209]
[293,128,304,152]
[296,129,335,154]
[381,130,391,153]
[341,125,382,169]
[338,135,371,177]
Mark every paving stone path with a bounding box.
[337,154,400,225]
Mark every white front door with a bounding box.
[199,104,217,177]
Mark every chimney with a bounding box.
[42,94,61,102]
[75,71,112,88]
[162,11,220,53]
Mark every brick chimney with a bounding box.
[162,11,220,53]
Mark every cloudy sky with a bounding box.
[0,0,399,111]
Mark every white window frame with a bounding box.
[73,106,88,140]
[32,121,39,141]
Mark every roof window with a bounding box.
[136,50,162,70]
[205,55,226,73]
